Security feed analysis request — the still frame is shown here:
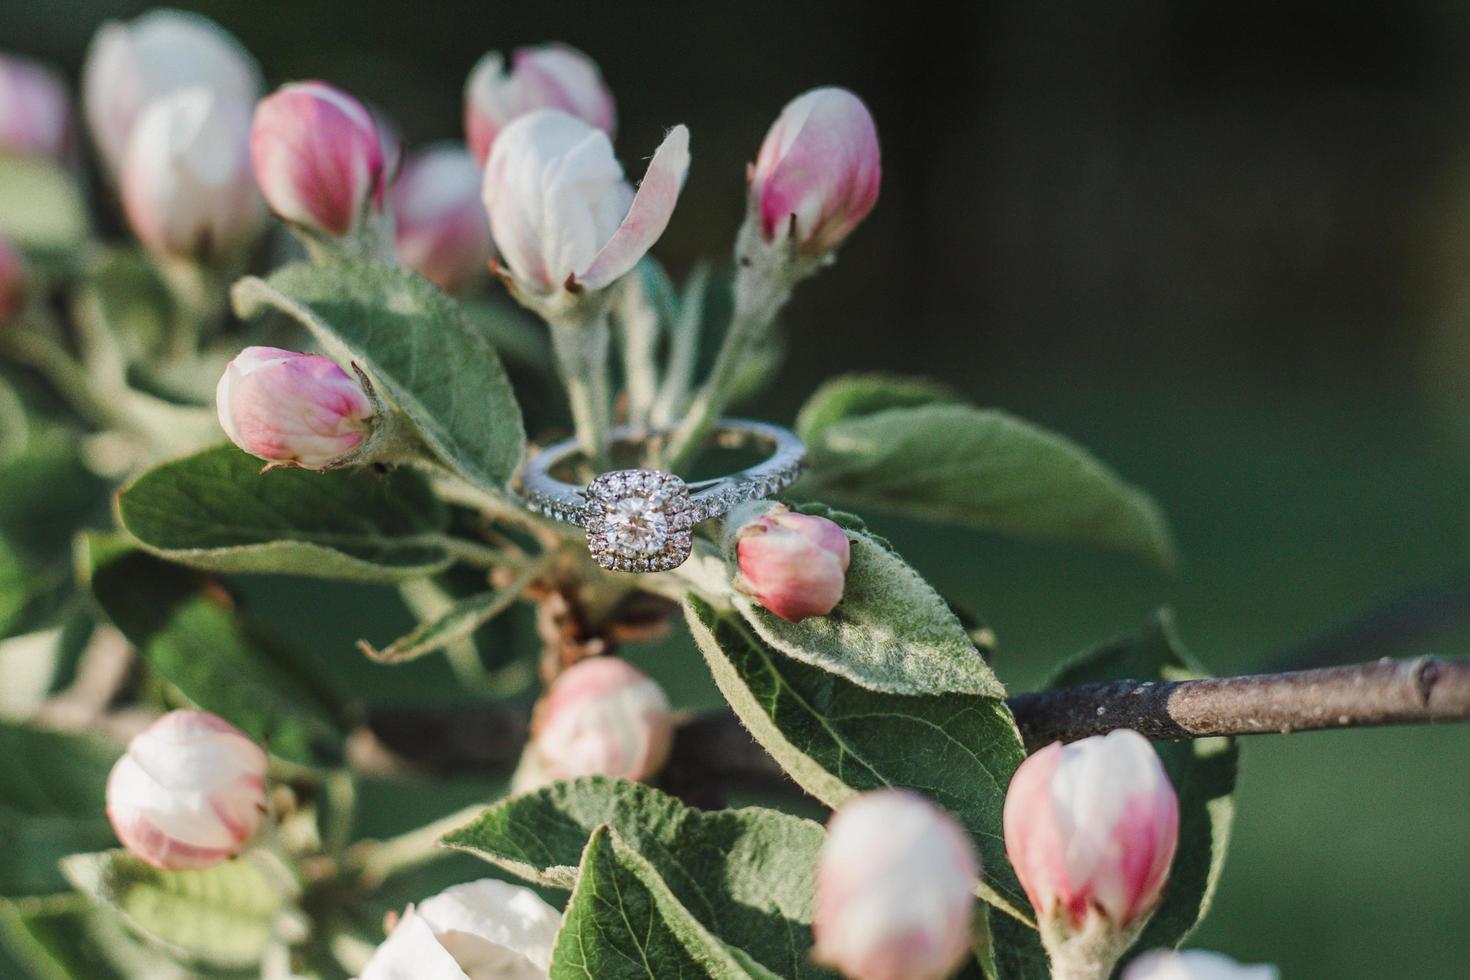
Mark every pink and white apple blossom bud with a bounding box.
[464,43,615,166]
[0,236,25,323]
[120,88,263,262]
[1004,729,1180,979]
[813,790,978,980]
[749,87,880,256]
[482,109,689,309]
[392,143,493,292]
[735,507,851,622]
[216,346,375,470]
[82,9,261,178]
[1124,950,1279,980]
[360,879,561,979]
[0,55,72,161]
[105,709,268,870]
[530,656,674,783]
[250,81,387,239]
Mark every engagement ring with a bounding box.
[519,419,806,572]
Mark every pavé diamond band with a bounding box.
[518,419,806,572]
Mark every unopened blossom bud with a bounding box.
[735,507,850,622]
[392,143,493,292]
[464,43,615,166]
[1124,950,1279,980]
[105,710,268,870]
[749,87,880,256]
[0,55,72,161]
[82,9,261,177]
[361,879,560,979]
[120,88,262,262]
[250,81,387,239]
[483,110,689,309]
[531,656,673,783]
[216,346,374,470]
[813,790,978,980]
[1004,729,1179,980]
[0,236,25,323]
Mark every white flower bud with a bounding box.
[813,789,978,980]
[105,710,268,870]
[360,878,560,980]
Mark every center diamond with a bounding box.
[583,469,693,572]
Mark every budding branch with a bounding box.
[364,656,1470,790]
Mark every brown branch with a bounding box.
[363,657,1470,790]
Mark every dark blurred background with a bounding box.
[7,1,1470,976]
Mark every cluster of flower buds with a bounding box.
[464,43,615,166]
[520,656,674,789]
[482,109,690,319]
[813,789,978,980]
[0,235,25,324]
[734,506,851,621]
[0,54,73,161]
[105,710,268,870]
[359,878,561,978]
[82,10,264,264]
[251,81,391,252]
[1005,729,1180,980]
[1124,949,1280,980]
[391,143,494,292]
[216,346,376,470]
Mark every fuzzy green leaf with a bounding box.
[685,596,1030,919]
[81,534,350,766]
[117,444,453,582]
[733,506,1002,697]
[795,383,1175,568]
[232,260,525,495]
[796,374,961,445]
[551,826,777,979]
[444,777,834,979]
[0,157,89,266]
[61,850,295,970]
[1045,611,1239,962]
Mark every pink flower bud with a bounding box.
[1124,950,1280,980]
[464,43,615,167]
[0,236,25,323]
[120,88,262,262]
[216,346,374,470]
[813,790,978,980]
[250,81,387,238]
[0,55,72,161]
[735,508,850,622]
[105,710,268,870]
[82,10,261,178]
[1004,729,1179,935]
[531,657,673,783]
[392,143,493,292]
[483,110,689,301]
[750,87,881,255]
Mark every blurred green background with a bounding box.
[6,1,1470,976]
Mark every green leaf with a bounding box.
[796,374,961,445]
[551,826,777,979]
[988,913,1051,980]
[684,597,1030,920]
[81,535,350,766]
[233,261,526,495]
[733,505,1002,698]
[61,850,296,970]
[444,777,835,979]
[1045,611,1239,962]
[0,722,121,898]
[117,444,454,583]
[0,904,227,980]
[0,157,89,266]
[360,570,529,663]
[795,388,1176,568]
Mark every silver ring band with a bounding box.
[519,418,806,572]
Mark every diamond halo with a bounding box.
[582,469,694,572]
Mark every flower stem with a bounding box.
[346,802,489,887]
[548,310,613,470]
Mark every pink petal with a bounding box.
[575,124,689,290]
